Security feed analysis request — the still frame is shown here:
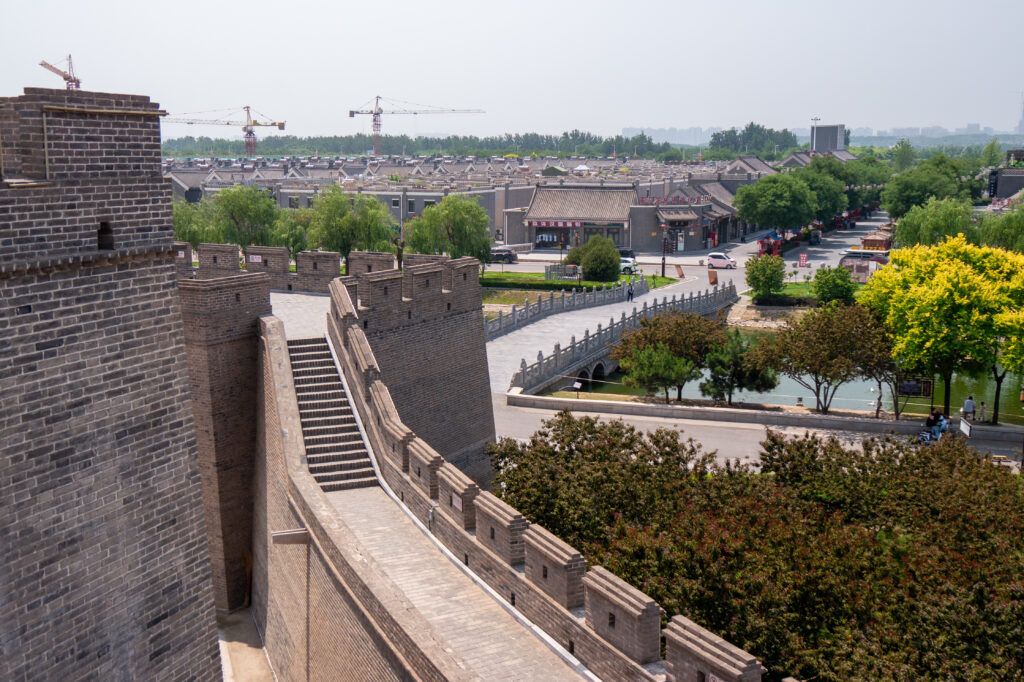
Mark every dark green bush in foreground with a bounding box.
[489,411,1024,681]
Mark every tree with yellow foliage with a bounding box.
[861,235,1024,420]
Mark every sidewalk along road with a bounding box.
[490,394,1024,468]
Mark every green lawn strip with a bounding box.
[757,281,866,305]
[480,271,675,291]
[482,289,539,305]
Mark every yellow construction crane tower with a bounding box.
[349,95,484,156]
[39,55,80,90]
[166,106,286,156]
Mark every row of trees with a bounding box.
[611,312,777,406]
[618,237,1024,422]
[708,122,799,157]
[162,130,672,159]
[733,155,892,234]
[880,152,984,219]
[893,197,1024,252]
[489,412,1024,682]
[862,235,1024,420]
[172,186,492,264]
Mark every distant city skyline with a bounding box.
[2,0,1022,141]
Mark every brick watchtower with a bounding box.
[0,89,220,679]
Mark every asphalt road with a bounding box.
[486,214,1022,466]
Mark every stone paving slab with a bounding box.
[325,487,585,681]
[270,291,331,339]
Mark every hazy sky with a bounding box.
[3,0,1023,141]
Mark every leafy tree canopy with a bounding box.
[860,236,1024,415]
[308,186,395,263]
[734,174,817,233]
[709,122,798,157]
[490,412,1024,682]
[744,254,786,300]
[881,153,972,219]
[811,265,856,304]
[612,311,726,399]
[892,196,974,247]
[792,168,848,222]
[406,194,491,261]
[699,328,778,405]
[754,302,881,413]
[210,185,278,249]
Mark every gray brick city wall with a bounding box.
[255,316,472,681]
[343,254,496,484]
[0,88,220,680]
[326,278,768,681]
[180,273,272,611]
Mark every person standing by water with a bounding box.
[962,396,976,420]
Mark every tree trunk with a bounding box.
[942,372,952,418]
[875,379,883,418]
[990,366,1006,425]
[664,388,670,404]
[676,385,683,401]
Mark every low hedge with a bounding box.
[752,294,818,307]
[480,278,618,292]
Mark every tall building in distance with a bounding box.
[1017,93,1024,134]
[811,123,846,152]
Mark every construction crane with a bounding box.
[39,54,80,90]
[349,95,484,156]
[166,106,285,156]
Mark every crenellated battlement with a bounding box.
[335,251,495,481]
[345,252,484,334]
[325,280,766,682]
[184,243,342,292]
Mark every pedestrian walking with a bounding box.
[979,402,986,422]
[627,282,634,302]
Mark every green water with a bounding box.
[576,368,1024,426]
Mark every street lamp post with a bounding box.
[660,223,667,278]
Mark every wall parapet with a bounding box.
[189,243,342,293]
[324,276,764,681]
[485,278,651,341]
[510,281,738,393]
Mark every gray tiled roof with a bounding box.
[657,208,700,221]
[525,186,636,222]
[726,155,776,175]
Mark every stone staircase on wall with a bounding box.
[287,338,378,492]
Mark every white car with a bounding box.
[707,252,737,269]
[620,257,638,274]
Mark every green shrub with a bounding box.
[812,265,856,304]
[745,254,786,301]
[580,237,620,282]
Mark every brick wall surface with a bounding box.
[255,317,469,682]
[173,241,194,278]
[326,286,662,682]
[180,274,271,610]
[351,255,496,483]
[1,88,220,680]
[192,244,341,293]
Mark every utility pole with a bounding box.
[661,224,667,278]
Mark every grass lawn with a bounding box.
[764,281,866,303]
[482,289,539,305]
[480,271,676,291]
